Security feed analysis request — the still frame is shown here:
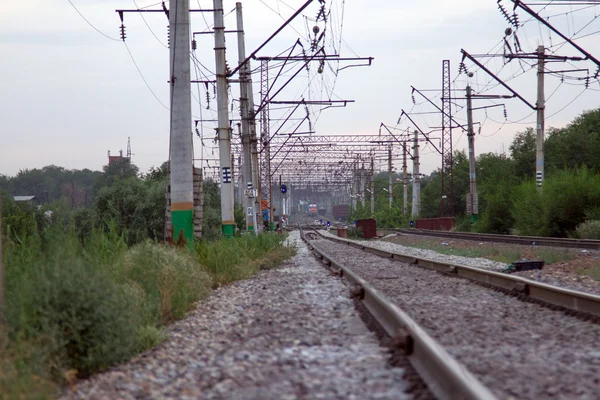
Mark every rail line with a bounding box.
[314,227,600,317]
[392,228,600,250]
[303,225,600,399]
[299,226,498,400]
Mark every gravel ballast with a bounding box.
[324,230,600,295]
[62,231,415,400]
[310,236,600,399]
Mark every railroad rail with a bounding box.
[316,228,600,317]
[392,228,600,250]
[299,225,498,400]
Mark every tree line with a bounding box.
[352,108,600,238]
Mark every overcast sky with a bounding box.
[2,0,599,177]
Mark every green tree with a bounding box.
[545,109,600,172]
[475,152,516,233]
[509,127,536,180]
[94,177,165,244]
[420,150,469,218]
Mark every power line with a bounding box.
[67,0,120,41]
[123,41,170,111]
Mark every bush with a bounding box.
[123,241,213,324]
[195,233,291,285]
[512,168,600,237]
[576,220,600,239]
[13,260,139,378]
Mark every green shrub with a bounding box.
[454,215,473,232]
[123,241,213,324]
[13,260,139,377]
[195,233,289,285]
[576,220,600,239]
[512,168,600,237]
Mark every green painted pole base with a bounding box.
[471,214,478,223]
[248,225,255,233]
[172,209,194,246]
[222,223,236,238]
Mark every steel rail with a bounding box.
[299,226,498,400]
[393,228,600,250]
[315,230,600,317]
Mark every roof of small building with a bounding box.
[13,196,35,202]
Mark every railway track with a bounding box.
[302,226,600,399]
[392,228,600,250]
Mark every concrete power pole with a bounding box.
[236,2,257,233]
[388,146,393,209]
[360,163,366,208]
[214,0,235,237]
[403,144,408,215]
[169,0,194,244]
[351,161,357,210]
[370,157,375,216]
[536,45,545,188]
[466,85,478,222]
[411,130,420,219]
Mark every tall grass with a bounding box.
[1,220,294,397]
[196,232,294,286]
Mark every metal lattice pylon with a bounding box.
[259,59,273,228]
[441,60,454,217]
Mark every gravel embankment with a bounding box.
[320,230,506,270]
[62,232,417,400]
[322,230,600,295]
[310,237,600,399]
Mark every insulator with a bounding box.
[191,39,197,50]
[120,24,126,41]
[512,12,519,27]
[167,26,170,47]
[195,128,200,138]
[497,1,512,24]
[586,76,590,89]
[412,94,416,105]
[503,107,507,119]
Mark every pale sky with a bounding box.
[2,0,599,177]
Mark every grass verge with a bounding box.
[382,236,575,265]
[1,224,294,398]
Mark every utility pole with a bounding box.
[536,45,545,188]
[214,0,235,237]
[351,160,357,211]
[466,85,478,222]
[403,144,408,215]
[169,0,194,244]
[411,130,420,219]
[361,163,366,207]
[236,2,256,233]
[279,175,283,229]
[370,156,375,216]
[388,146,393,209]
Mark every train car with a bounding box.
[308,203,318,216]
[332,204,349,221]
[318,208,327,216]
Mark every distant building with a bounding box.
[108,137,132,166]
[13,195,36,206]
[108,150,130,166]
[13,195,35,203]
